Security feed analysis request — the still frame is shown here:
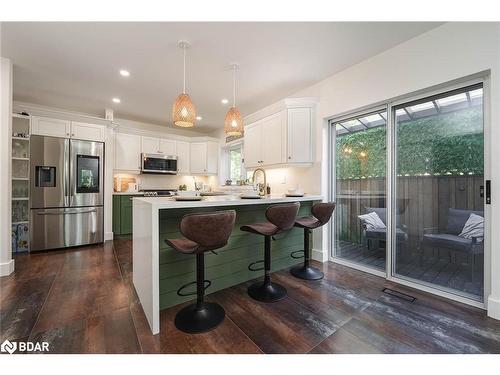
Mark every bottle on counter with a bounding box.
[266,183,271,195]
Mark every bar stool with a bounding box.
[165,210,236,333]
[241,202,300,302]
[290,202,336,280]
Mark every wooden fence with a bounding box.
[335,175,484,247]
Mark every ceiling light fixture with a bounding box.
[172,40,196,128]
[221,98,229,104]
[224,64,243,137]
[196,116,202,120]
[112,97,121,103]
[119,69,130,77]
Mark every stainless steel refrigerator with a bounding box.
[30,135,104,251]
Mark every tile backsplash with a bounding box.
[113,173,210,192]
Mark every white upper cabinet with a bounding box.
[243,98,315,169]
[206,141,218,175]
[160,139,176,156]
[141,136,160,154]
[287,107,312,163]
[142,136,177,155]
[32,116,71,138]
[261,113,283,166]
[115,133,141,171]
[244,112,283,168]
[31,116,105,142]
[176,141,190,174]
[243,122,262,168]
[190,142,207,174]
[71,121,106,142]
[190,141,218,175]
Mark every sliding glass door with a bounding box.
[331,81,486,303]
[393,84,485,301]
[333,109,387,272]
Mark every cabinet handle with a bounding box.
[66,133,70,136]
[288,156,291,159]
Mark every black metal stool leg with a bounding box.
[248,235,287,302]
[175,253,225,333]
[290,228,324,280]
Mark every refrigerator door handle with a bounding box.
[64,139,70,207]
[37,209,97,216]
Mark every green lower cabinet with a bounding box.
[112,195,134,236]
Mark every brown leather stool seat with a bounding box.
[166,210,236,333]
[241,202,300,302]
[290,202,336,280]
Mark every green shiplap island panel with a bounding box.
[158,201,315,310]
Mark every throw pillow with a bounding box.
[458,213,484,242]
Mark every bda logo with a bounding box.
[1,339,17,354]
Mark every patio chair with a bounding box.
[421,208,484,281]
[361,207,409,254]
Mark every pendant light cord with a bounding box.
[232,65,236,107]
[183,46,186,94]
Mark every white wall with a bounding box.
[287,22,500,317]
[0,56,14,276]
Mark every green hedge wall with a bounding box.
[336,107,484,179]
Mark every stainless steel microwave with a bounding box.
[141,153,178,174]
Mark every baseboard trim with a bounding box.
[105,232,114,241]
[312,248,327,263]
[487,295,500,320]
[0,259,15,276]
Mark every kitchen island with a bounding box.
[132,194,323,334]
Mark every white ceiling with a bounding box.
[2,22,442,133]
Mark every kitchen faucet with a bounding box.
[252,168,267,196]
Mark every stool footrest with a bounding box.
[290,249,305,259]
[248,259,265,272]
[177,279,212,297]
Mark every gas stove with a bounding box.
[139,189,177,197]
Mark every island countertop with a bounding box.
[133,194,323,209]
[132,193,323,334]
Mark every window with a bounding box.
[227,144,244,183]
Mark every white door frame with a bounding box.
[328,75,490,309]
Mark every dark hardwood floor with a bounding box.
[1,237,499,354]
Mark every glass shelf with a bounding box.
[12,138,29,159]
[12,159,29,179]
[12,200,29,222]
[12,179,29,198]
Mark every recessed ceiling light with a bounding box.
[119,70,130,77]
[221,99,229,104]
[112,98,121,103]
[196,116,202,120]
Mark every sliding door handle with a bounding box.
[486,180,491,204]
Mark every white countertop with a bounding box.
[113,191,144,195]
[133,194,323,209]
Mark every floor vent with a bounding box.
[382,288,416,303]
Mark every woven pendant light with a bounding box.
[224,64,244,137]
[172,41,196,128]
